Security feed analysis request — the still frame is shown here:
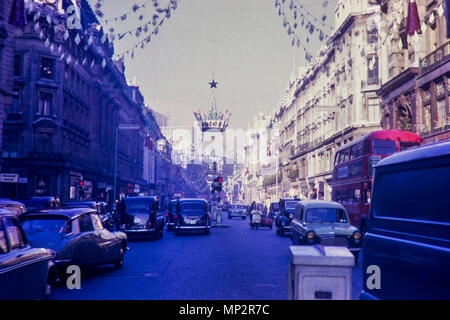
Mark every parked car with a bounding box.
[290,200,362,263]
[275,198,301,236]
[228,204,247,220]
[118,196,164,239]
[166,199,177,231]
[19,197,60,212]
[361,140,450,300]
[269,202,279,219]
[62,201,114,231]
[20,207,128,281]
[0,198,27,216]
[0,208,56,299]
[175,198,211,235]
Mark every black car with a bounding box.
[275,198,300,236]
[19,196,61,212]
[118,196,165,240]
[175,198,211,235]
[20,208,128,278]
[166,199,177,231]
[62,201,114,231]
[0,209,56,299]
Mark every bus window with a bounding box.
[334,152,340,165]
[354,142,364,158]
[347,189,354,204]
[354,189,361,204]
[399,141,421,151]
[343,148,351,162]
[363,139,371,154]
[363,189,371,204]
[373,139,397,155]
[350,145,357,160]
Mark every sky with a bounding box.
[93,0,336,130]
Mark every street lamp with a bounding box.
[114,124,140,203]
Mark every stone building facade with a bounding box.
[378,0,450,143]
[0,1,168,202]
[0,0,14,164]
[275,1,383,201]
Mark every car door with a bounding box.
[91,213,120,263]
[70,213,104,266]
[0,216,49,299]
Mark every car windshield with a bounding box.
[372,139,397,155]
[180,202,206,211]
[305,208,348,223]
[126,201,154,213]
[22,216,68,234]
[285,201,298,210]
[272,203,279,210]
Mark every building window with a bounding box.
[436,98,447,128]
[10,87,22,113]
[368,56,379,85]
[367,26,378,44]
[40,58,55,79]
[368,97,380,122]
[35,133,52,153]
[2,131,19,158]
[14,54,22,77]
[38,92,53,115]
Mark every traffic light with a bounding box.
[217,176,223,192]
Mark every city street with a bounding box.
[53,216,363,300]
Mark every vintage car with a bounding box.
[0,198,27,216]
[118,196,165,239]
[20,207,128,279]
[19,196,61,212]
[275,198,301,236]
[228,204,247,220]
[175,198,211,235]
[361,140,450,300]
[62,201,114,231]
[0,208,56,299]
[290,200,362,263]
[166,199,177,231]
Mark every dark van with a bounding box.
[361,140,450,300]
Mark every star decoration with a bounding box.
[209,79,218,89]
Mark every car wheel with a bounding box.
[280,229,284,236]
[175,228,180,235]
[114,249,125,269]
[242,216,245,220]
[204,229,210,235]
[292,232,300,245]
[160,225,164,238]
[359,220,367,236]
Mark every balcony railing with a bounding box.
[419,41,450,75]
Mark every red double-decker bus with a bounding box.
[330,130,422,234]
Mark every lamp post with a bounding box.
[114,124,140,204]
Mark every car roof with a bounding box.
[376,139,450,168]
[298,200,345,210]
[0,198,26,206]
[23,207,97,219]
[178,198,207,202]
[0,207,17,217]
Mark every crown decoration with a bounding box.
[193,77,231,132]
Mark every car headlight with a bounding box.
[289,213,294,219]
[306,231,315,240]
[353,231,362,240]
